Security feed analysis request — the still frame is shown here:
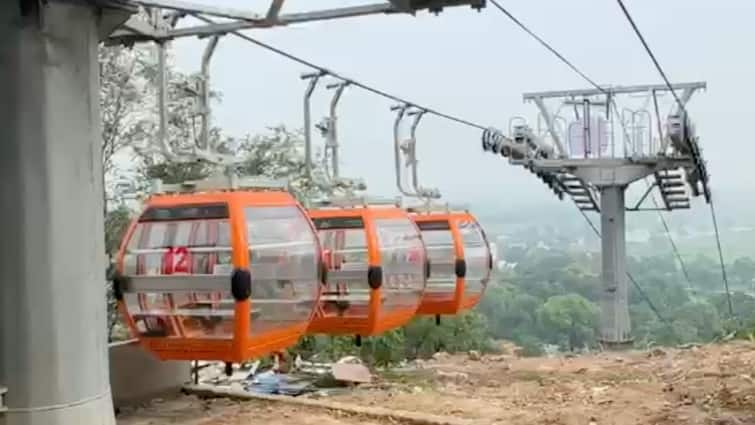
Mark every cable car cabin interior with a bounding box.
[409,210,493,317]
[306,205,427,340]
[114,190,321,362]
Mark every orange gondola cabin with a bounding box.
[113,177,322,362]
[306,200,428,340]
[409,208,493,316]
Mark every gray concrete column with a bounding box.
[598,186,632,347]
[0,2,116,424]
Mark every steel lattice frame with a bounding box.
[107,0,486,44]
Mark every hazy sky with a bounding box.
[168,0,753,212]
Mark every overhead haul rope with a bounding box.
[193,15,489,131]
[615,0,732,317]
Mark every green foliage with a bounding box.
[136,125,327,200]
[104,206,132,256]
[731,257,755,288]
[670,300,723,342]
[231,125,330,202]
[514,335,545,357]
[686,254,719,290]
[290,333,400,367]
[361,330,407,366]
[480,284,538,341]
[403,312,492,359]
[478,245,755,355]
[144,160,213,185]
[99,44,154,176]
[104,206,133,342]
[291,312,492,367]
[537,294,598,351]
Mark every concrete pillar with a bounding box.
[0,2,119,424]
[109,342,190,408]
[598,186,632,347]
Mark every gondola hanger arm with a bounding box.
[391,103,418,199]
[406,107,441,201]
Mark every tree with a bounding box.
[710,292,755,325]
[488,289,540,339]
[687,254,719,291]
[99,42,216,198]
[99,45,154,179]
[100,44,158,342]
[731,257,755,289]
[133,55,222,186]
[99,43,215,341]
[104,206,132,257]
[232,125,330,202]
[143,160,214,185]
[403,312,491,359]
[561,268,601,302]
[537,294,599,351]
[670,300,724,342]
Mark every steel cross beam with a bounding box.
[131,0,264,20]
[107,0,485,43]
[522,81,707,101]
[170,3,396,39]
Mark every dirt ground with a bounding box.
[116,397,381,425]
[117,341,755,424]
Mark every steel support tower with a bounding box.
[0,1,485,423]
[0,2,134,424]
[483,82,709,348]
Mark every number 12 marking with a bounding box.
[162,246,191,274]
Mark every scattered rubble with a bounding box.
[435,371,469,383]
[648,347,668,358]
[194,355,375,398]
[332,363,372,384]
[498,340,525,357]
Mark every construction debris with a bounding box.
[247,371,316,396]
[331,363,372,384]
[194,355,374,398]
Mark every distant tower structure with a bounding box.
[483,82,709,348]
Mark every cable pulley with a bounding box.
[481,127,508,156]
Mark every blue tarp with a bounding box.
[245,371,316,396]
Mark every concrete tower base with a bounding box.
[0,2,130,424]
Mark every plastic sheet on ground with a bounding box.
[245,370,317,396]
